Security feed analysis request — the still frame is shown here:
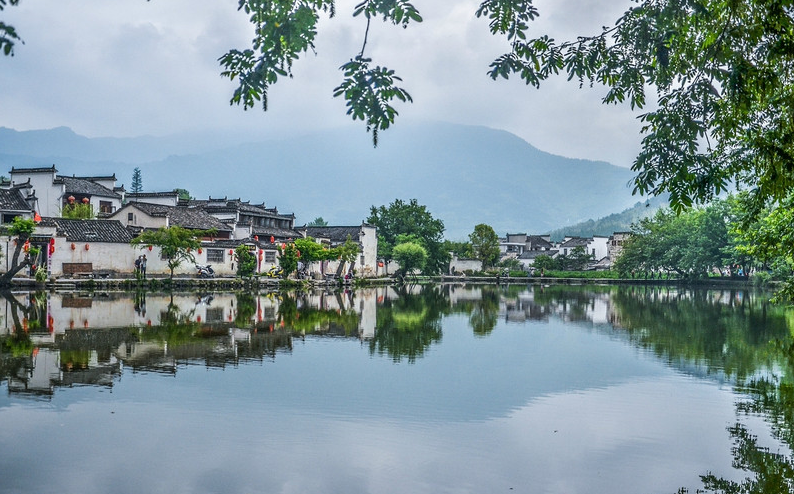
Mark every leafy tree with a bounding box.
[276,242,299,278]
[307,216,328,227]
[557,245,594,271]
[0,217,36,285]
[173,188,191,201]
[532,254,558,272]
[61,202,95,219]
[469,223,500,269]
[480,1,794,214]
[131,167,143,194]
[235,244,256,278]
[443,239,473,259]
[131,226,206,279]
[392,240,427,278]
[366,198,448,275]
[0,0,20,56]
[732,191,794,300]
[218,0,421,146]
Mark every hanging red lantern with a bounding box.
[198,248,203,254]
[49,238,55,246]
[81,197,89,204]
[23,240,30,252]
[197,315,201,323]
[83,319,89,328]
[270,236,275,243]
[85,243,90,250]
[71,243,76,250]
[148,245,153,251]
[68,195,75,204]
[69,319,74,329]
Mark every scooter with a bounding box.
[266,265,283,278]
[195,264,215,278]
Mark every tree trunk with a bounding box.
[0,237,31,286]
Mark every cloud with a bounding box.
[1,0,645,167]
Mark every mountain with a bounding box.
[0,123,641,238]
[547,194,669,241]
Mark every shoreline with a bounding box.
[1,273,765,292]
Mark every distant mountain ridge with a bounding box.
[547,194,669,241]
[0,123,642,238]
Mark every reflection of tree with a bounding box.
[695,372,794,492]
[277,292,361,335]
[610,286,789,380]
[468,286,499,337]
[370,286,446,362]
[236,292,257,326]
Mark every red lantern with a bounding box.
[50,238,55,246]
[270,236,275,243]
[85,243,90,251]
[229,249,234,255]
[71,243,76,250]
[23,240,29,252]
[68,195,75,204]
[81,197,89,204]
[198,248,203,254]
[148,245,153,251]
[254,235,259,241]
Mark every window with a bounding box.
[206,249,225,263]
[100,201,114,213]
[264,251,276,263]
[205,307,224,322]
[127,212,134,222]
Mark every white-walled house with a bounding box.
[109,202,234,238]
[8,166,123,217]
[302,224,381,278]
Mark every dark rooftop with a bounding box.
[39,218,135,243]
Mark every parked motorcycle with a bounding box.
[266,265,283,278]
[195,264,215,278]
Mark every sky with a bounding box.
[1,0,644,168]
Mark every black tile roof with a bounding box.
[56,176,122,199]
[10,165,58,174]
[251,226,303,240]
[39,218,135,243]
[518,249,559,260]
[305,226,365,242]
[527,235,554,249]
[121,203,232,232]
[559,237,591,248]
[0,188,32,211]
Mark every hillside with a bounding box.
[547,194,669,241]
[0,122,641,238]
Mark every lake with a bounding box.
[1,284,792,494]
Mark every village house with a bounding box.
[302,224,380,278]
[7,166,123,217]
[190,198,300,242]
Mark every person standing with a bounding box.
[141,254,147,279]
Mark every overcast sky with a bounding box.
[1,0,644,168]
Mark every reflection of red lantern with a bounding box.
[198,248,202,254]
[254,235,259,241]
[229,249,233,255]
[197,316,201,323]
[71,243,76,250]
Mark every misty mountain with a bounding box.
[0,123,642,239]
[547,194,669,241]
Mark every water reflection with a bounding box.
[1,284,793,493]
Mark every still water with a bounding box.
[1,285,793,494]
